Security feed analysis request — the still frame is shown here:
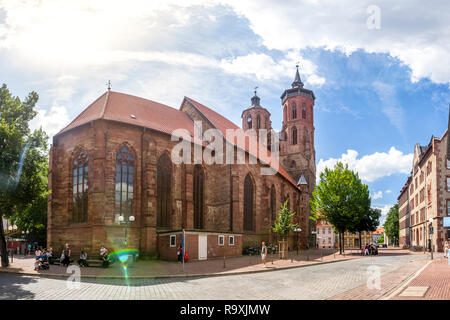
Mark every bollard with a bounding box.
[223,255,226,269]
[321,250,323,262]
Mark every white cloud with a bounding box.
[220,52,325,85]
[221,0,450,84]
[385,190,392,194]
[371,191,383,200]
[1,0,449,85]
[0,1,325,87]
[374,204,393,226]
[317,147,413,182]
[30,105,70,139]
[372,81,405,134]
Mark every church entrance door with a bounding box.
[198,235,207,260]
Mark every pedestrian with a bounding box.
[261,241,268,267]
[444,240,449,258]
[27,243,31,256]
[177,245,183,263]
[62,243,71,267]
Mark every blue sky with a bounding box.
[1,0,449,224]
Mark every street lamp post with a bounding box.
[118,215,135,248]
[428,218,433,260]
[294,228,302,256]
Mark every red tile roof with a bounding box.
[57,91,299,188]
[58,91,195,137]
[373,227,384,235]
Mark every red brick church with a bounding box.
[47,67,317,260]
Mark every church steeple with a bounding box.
[291,64,304,88]
[251,87,261,107]
[447,104,450,162]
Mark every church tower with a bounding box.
[241,89,272,149]
[279,66,316,190]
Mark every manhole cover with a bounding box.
[399,286,429,297]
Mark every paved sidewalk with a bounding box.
[328,257,430,300]
[0,248,422,279]
[391,256,450,300]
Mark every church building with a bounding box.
[47,68,317,260]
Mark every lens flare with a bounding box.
[108,248,138,286]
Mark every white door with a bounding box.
[198,235,207,260]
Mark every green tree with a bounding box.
[310,162,371,254]
[384,204,399,246]
[272,200,298,259]
[377,234,384,245]
[350,207,381,249]
[272,200,298,240]
[0,84,48,267]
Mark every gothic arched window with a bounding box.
[292,103,297,119]
[243,174,254,231]
[193,164,204,229]
[115,146,134,219]
[157,153,172,228]
[270,185,276,223]
[302,103,307,119]
[247,115,252,129]
[292,127,297,145]
[256,115,261,129]
[73,150,88,223]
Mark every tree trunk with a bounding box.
[342,232,345,253]
[0,214,9,267]
[359,232,362,250]
[339,232,342,254]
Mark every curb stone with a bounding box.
[0,258,355,281]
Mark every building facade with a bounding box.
[372,227,384,244]
[315,220,336,249]
[48,70,317,260]
[398,111,450,252]
[398,178,411,247]
[340,231,373,248]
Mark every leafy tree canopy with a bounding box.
[0,84,48,266]
[310,162,371,233]
[272,200,298,240]
[384,204,399,245]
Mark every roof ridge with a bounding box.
[56,91,108,136]
[99,90,110,119]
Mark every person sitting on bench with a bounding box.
[78,251,88,267]
[100,246,109,267]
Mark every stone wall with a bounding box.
[48,116,310,259]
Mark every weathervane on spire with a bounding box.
[107,80,112,91]
[292,61,304,88]
[254,86,258,96]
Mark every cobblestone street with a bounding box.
[0,252,430,300]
